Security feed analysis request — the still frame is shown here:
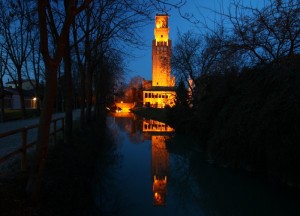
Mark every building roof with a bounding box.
[156,13,169,16]
[144,86,175,91]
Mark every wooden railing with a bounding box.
[0,117,64,171]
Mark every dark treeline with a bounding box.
[168,57,300,187]
[168,0,300,188]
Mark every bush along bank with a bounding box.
[167,59,300,189]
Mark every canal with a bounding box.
[88,113,300,216]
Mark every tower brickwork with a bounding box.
[152,15,174,87]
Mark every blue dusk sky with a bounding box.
[126,0,266,82]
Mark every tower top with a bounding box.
[154,14,170,44]
[155,14,169,29]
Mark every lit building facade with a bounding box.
[143,14,176,108]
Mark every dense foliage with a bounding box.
[168,57,300,187]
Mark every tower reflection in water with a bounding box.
[142,119,174,206]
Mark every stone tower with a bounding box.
[143,14,176,108]
[152,14,173,87]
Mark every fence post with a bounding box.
[21,128,27,171]
[54,119,57,144]
[62,118,65,141]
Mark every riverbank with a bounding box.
[167,59,300,189]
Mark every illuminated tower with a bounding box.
[152,14,172,87]
[143,14,176,108]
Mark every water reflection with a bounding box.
[104,113,300,216]
[86,124,123,216]
[111,112,143,145]
[152,136,168,206]
[142,119,174,206]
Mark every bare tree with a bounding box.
[171,26,245,107]
[172,30,203,89]
[63,0,75,144]
[127,75,144,104]
[0,0,33,118]
[72,16,86,128]
[93,45,126,120]
[26,0,92,204]
[202,28,246,75]
[0,46,8,122]
[25,29,45,115]
[226,0,300,64]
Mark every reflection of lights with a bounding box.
[110,112,135,118]
[153,175,167,206]
[115,102,135,113]
[154,192,161,201]
[106,107,110,110]
[143,120,174,132]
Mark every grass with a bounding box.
[0,157,34,215]
[0,133,63,215]
[40,122,119,215]
[0,121,110,215]
[3,109,39,121]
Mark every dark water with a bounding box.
[89,113,300,216]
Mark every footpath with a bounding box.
[0,109,80,134]
[0,109,81,170]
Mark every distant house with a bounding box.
[0,87,37,109]
[1,79,38,109]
